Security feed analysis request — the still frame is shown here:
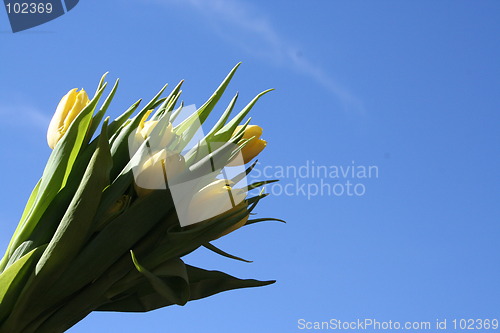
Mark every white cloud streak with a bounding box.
[0,104,51,131]
[147,0,364,113]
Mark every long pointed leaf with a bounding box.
[5,84,107,263]
[174,63,241,146]
[131,252,189,306]
[203,243,252,263]
[96,265,274,312]
[0,245,46,325]
[87,78,119,140]
[212,88,273,143]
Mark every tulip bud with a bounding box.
[47,88,90,149]
[134,150,186,197]
[130,110,174,154]
[186,179,246,227]
[229,125,267,165]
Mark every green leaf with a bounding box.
[182,138,241,182]
[109,85,168,179]
[96,265,274,312]
[4,84,107,265]
[169,101,184,124]
[3,241,34,270]
[245,217,286,226]
[185,265,275,302]
[203,243,252,263]
[87,78,120,141]
[3,121,113,330]
[108,99,142,138]
[95,72,108,95]
[206,92,239,138]
[246,179,279,191]
[17,180,42,233]
[231,160,258,185]
[142,203,250,268]
[0,245,46,325]
[35,119,113,279]
[151,80,184,121]
[4,134,104,269]
[211,88,273,143]
[246,193,270,214]
[131,252,189,306]
[45,190,175,308]
[174,63,241,148]
[1,191,175,333]
[0,179,40,273]
[20,213,182,333]
[183,97,246,166]
[92,170,134,229]
[183,92,239,166]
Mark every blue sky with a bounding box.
[1,1,499,332]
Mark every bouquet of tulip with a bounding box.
[0,64,282,333]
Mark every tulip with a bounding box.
[0,69,279,332]
[47,88,90,149]
[134,149,186,197]
[130,110,174,154]
[229,125,266,165]
[186,179,246,228]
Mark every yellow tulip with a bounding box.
[47,88,90,149]
[130,110,174,154]
[134,150,186,197]
[230,125,267,165]
[186,179,247,229]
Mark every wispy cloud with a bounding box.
[147,0,364,113]
[0,103,50,131]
